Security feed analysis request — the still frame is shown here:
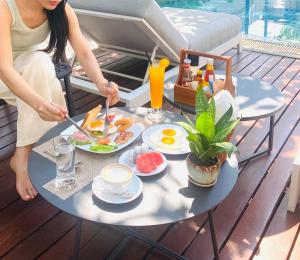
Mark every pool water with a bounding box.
[158,0,300,43]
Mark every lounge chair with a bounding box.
[68,0,242,107]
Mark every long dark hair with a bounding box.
[43,0,69,62]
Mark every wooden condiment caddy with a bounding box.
[174,49,235,106]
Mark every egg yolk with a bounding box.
[161,136,175,145]
[90,120,103,128]
[162,129,176,136]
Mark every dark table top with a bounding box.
[164,68,284,121]
[28,107,238,227]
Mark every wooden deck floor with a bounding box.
[1,48,300,260]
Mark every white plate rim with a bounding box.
[118,149,167,177]
[61,119,144,154]
[92,175,143,204]
[141,123,190,155]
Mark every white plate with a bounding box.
[142,124,190,155]
[61,117,144,154]
[92,175,143,204]
[119,149,167,177]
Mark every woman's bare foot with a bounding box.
[10,153,38,201]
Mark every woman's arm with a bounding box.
[65,4,119,105]
[0,1,66,121]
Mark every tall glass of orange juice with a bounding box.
[148,61,165,123]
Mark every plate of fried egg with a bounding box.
[142,124,190,155]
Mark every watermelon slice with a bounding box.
[136,152,164,174]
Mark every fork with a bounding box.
[102,81,112,136]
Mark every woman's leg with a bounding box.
[10,145,37,201]
[8,51,66,200]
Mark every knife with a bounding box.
[65,115,93,140]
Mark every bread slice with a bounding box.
[80,105,102,129]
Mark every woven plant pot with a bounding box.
[186,153,221,187]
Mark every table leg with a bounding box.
[110,227,187,260]
[208,210,220,260]
[73,217,82,260]
[238,115,275,165]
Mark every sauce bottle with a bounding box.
[203,58,215,86]
[182,58,192,87]
[197,69,203,88]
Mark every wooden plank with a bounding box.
[0,201,58,257]
[0,112,17,128]
[262,57,295,84]
[239,53,272,76]
[0,143,15,161]
[220,123,300,259]
[0,158,12,177]
[0,173,18,211]
[231,52,261,72]
[252,195,300,259]
[0,132,16,150]
[0,196,44,232]
[2,212,75,260]
[0,106,16,119]
[78,226,124,259]
[251,55,283,79]
[39,220,102,260]
[0,122,17,139]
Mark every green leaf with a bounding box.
[214,119,239,142]
[187,133,204,154]
[207,98,216,123]
[183,112,195,127]
[213,142,238,158]
[196,112,215,141]
[195,88,209,115]
[176,121,193,134]
[189,142,200,156]
[215,105,233,130]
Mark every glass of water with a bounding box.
[53,135,76,190]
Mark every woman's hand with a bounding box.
[101,81,120,106]
[36,101,67,122]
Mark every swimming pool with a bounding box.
[157,0,300,43]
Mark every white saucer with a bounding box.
[119,149,167,177]
[92,175,143,204]
[142,124,190,155]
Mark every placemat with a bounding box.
[33,108,151,200]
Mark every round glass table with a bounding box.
[28,107,238,260]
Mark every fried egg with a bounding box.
[150,129,186,150]
[86,119,117,134]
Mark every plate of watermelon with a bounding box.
[119,145,167,177]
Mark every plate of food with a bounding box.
[61,105,144,154]
[142,124,190,155]
[119,144,167,177]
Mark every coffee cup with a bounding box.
[100,163,133,194]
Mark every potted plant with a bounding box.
[177,89,240,187]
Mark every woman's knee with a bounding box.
[16,51,56,77]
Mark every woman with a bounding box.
[0,0,119,201]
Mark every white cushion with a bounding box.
[163,8,241,51]
[68,0,188,59]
